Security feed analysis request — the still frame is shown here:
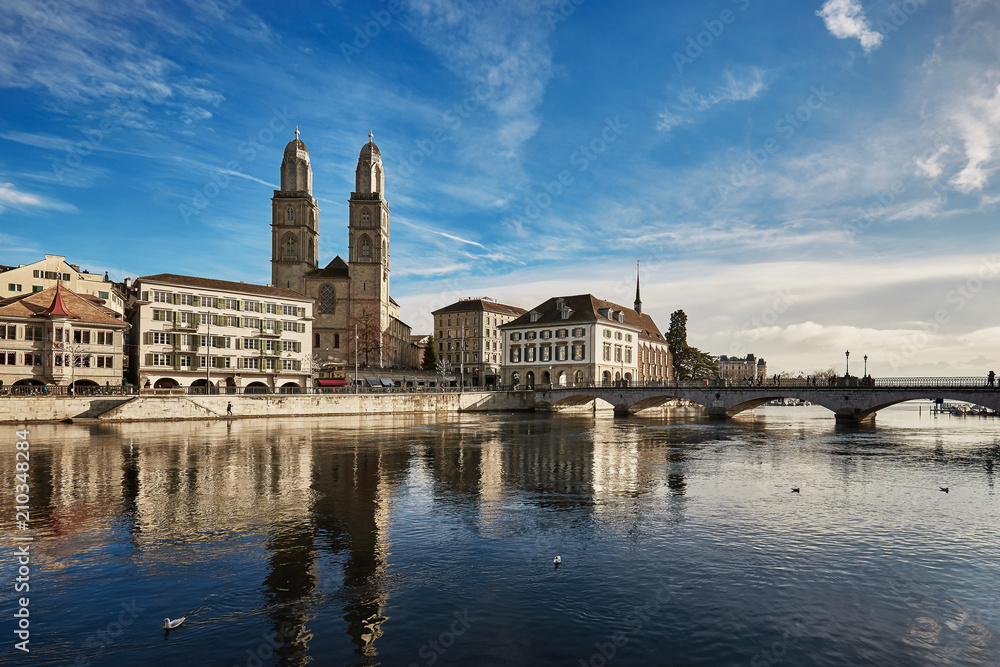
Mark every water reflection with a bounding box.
[0,406,998,665]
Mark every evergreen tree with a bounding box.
[422,336,438,370]
[666,309,719,380]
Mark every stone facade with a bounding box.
[501,294,670,388]
[271,130,418,371]
[716,354,767,383]
[0,284,128,390]
[130,274,312,391]
[432,298,527,386]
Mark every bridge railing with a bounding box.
[534,377,997,391]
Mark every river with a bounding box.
[1,404,998,666]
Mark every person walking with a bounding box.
[226,401,233,416]
[989,370,995,387]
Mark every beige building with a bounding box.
[432,298,527,386]
[716,354,766,383]
[501,293,670,388]
[0,283,128,391]
[271,129,417,371]
[0,254,127,316]
[130,274,313,392]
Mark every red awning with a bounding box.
[317,379,348,387]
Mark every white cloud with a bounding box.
[949,83,1000,193]
[816,0,883,54]
[0,182,76,213]
[656,68,767,133]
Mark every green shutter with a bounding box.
[192,313,200,327]
[145,331,153,344]
[192,296,200,307]
[145,353,153,366]
[297,323,305,333]
[298,307,305,317]
[294,360,301,371]
[141,291,149,301]
[235,338,241,350]
[295,342,301,353]
[192,356,200,370]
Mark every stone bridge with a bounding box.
[531,378,1000,423]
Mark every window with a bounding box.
[97,331,114,345]
[362,208,370,224]
[572,343,586,361]
[245,300,261,313]
[603,344,612,361]
[245,317,261,329]
[242,357,260,370]
[179,355,192,368]
[202,296,217,309]
[283,321,297,332]
[572,328,585,337]
[0,351,14,365]
[510,332,522,341]
[54,329,63,343]
[179,294,193,306]
[525,347,536,362]
[526,332,537,340]
[179,312,194,327]
[282,305,298,316]
[541,330,552,339]
[286,207,294,221]
[285,236,296,259]
[153,332,171,345]
[625,348,632,364]
[556,345,568,361]
[264,358,276,371]
[8,283,21,292]
[615,331,623,340]
[314,333,321,348]
[320,285,336,314]
[32,285,43,293]
[24,326,42,341]
[266,303,277,314]
[283,359,297,370]
[530,311,540,323]
[360,236,372,261]
[540,346,551,362]
[151,354,169,366]
[555,329,568,338]
[604,329,612,338]
[153,291,171,303]
[625,334,633,342]
[73,330,91,344]
[510,347,521,363]
[334,333,340,348]
[615,346,622,362]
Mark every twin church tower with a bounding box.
[270,129,413,368]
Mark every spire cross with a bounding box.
[294,126,300,138]
[369,129,373,142]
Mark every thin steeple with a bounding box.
[634,260,642,315]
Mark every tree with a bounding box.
[354,306,383,367]
[666,309,719,380]
[435,358,453,387]
[422,336,438,370]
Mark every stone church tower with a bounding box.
[270,129,415,370]
[270,127,319,293]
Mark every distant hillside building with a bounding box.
[500,291,670,388]
[130,274,312,392]
[432,298,527,386]
[270,128,417,370]
[0,283,128,391]
[0,254,126,317]
[716,353,766,383]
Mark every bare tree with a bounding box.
[355,306,384,368]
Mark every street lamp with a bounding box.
[845,349,850,377]
[864,354,867,377]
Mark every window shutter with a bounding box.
[172,354,179,370]
[192,356,200,370]
[145,331,153,344]
[297,323,305,333]
[294,360,301,371]
[235,338,241,350]
[298,307,305,317]
[145,353,153,366]
[295,342,301,353]
[192,313,200,327]
[192,296,200,307]
[141,291,149,301]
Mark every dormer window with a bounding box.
[555,298,565,310]
[529,311,541,323]
[561,308,573,320]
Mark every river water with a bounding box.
[1,404,999,666]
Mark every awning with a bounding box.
[365,378,380,387]
[379,378,394,387]
[316,379,347,387]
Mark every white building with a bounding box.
[131,274,313,392]
[501,293,670,388]
[0,254,126,316]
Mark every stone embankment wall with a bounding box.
[0,391,536,424]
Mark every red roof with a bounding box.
[38,282,77,318]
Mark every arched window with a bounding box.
[334,333,340,348]
[308,239,314,264]
[361,208,370,225]
[319,285,335,314]
[284,236,296,259]
[360,236,372,261]
[314,333,320,348]
[382,240,386,262]
[286,207,294,221]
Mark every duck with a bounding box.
[553,555,561,567]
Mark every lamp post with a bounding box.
[864,354,867,377]
[845,350,850,377]
[354,323,359,394]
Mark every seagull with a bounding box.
[163,617,186,630]
[939,487,949,493]
[553,555,561,568]
[791,488,800,493]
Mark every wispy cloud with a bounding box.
[394,216,488,249]
[0,182,76,213]
[656,68,768,133]
[816,0,883,54]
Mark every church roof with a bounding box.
[137,274,309,301]
[359,131,381,162]
[0,284,123,325]
[502,294,666,344]
[283,128,309,161]
[305,256,350,279]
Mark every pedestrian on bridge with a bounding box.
[988,370,995,387]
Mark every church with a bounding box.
[271,129,417,370]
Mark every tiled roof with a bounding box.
[432,298,527,317]
[137,274,310,301]
[0,285,125,326]
[502,294,666,344]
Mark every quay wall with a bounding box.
[0,392,536,424]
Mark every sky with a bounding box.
[1,0,999,377]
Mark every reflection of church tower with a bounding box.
[271,127,320,293]
[348,131,391,336]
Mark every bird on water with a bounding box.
[940,487,949,493]
[163,617,186,630]
[791,488,800,493]
[553,555,561,568]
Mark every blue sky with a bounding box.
[2,0,999,376]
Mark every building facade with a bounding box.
[270,129,417,371]
[501,293,670,388]
[131,274,312,392]
[432,298,527,386]
[0,284,128,390]
[0,254,127,316]
[716,354,767,383]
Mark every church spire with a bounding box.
[634,260,642,315]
